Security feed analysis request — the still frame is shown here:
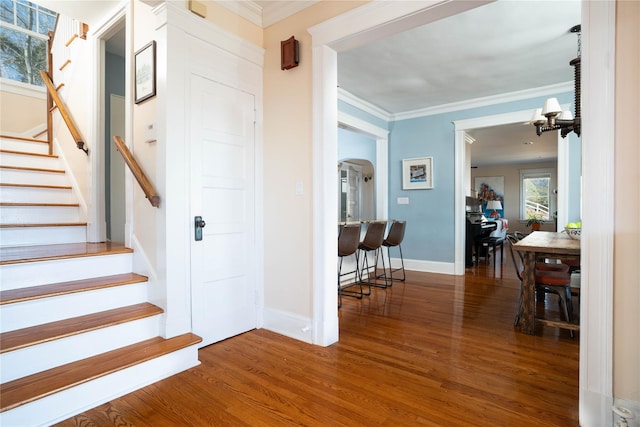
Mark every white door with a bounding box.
[190,74,257,347]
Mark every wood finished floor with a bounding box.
[55,251,579,426]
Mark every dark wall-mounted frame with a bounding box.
[134,41,156,104]
[281,36,299,70]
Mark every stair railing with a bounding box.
[40,70,88,155]
[113,136,160,207]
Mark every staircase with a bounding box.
[0,135,201,425]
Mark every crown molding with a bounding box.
[393,81,574,121]
[217,1,263,27]
[216,1,318,28]
[262,1,319,28]
[337,88,392,122]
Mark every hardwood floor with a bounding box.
[55,251,579,426]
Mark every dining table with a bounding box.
[514,231,581,334]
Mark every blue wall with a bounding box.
[340,91,580,265]
[338,127,376,163]
[388,92,576,263]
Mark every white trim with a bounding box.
[339,82,573,122]
[261,1,320,28]
[216,0,262,27]
[262,308,313,344]
[337,111,389,220]
[395,82,573,121]
[155,2,264,66]
[453,108,569,275]
[579,1,615,425]
[0,77,46,99]
[402,258,455,276]
[88,5,128,243]
[338,88,392,122]
[311,44,339,346]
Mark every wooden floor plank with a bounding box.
[0,333,202,412]
[54,252,580,426]
[0,242,131,265]
[0,302,163,353]
[0,272,148,305]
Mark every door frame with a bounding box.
[338,111,389,220]
[88,4,132,244]
[309,1,615,424]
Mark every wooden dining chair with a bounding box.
[506,234,574,337]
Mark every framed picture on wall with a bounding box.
[402,157,433,190]
[134,41,156,104]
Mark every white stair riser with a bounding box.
[0,185,77,204]
[0,205,80,223]
[0,224,86,246]
[0,168,69,186]
[0,281,148,333]
[0,139,50,154]
[1,315,162,383]
[0,152,62,170]
[0,253,133,290]
[0,345,200,427]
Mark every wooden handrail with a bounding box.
[113,136,160,208]
[39,70,88,155]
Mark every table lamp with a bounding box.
[486,200,502,219]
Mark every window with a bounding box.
[0,0,56,86]
[520,168,556,221]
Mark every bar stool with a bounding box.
[377,220,406,283]
[338,223,363,308]
[357,221,388,291]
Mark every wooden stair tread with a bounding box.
[0,333,202,412]
[0,272,147,304]
[0,183,71,189]
[0,135,48,144]
[0,149,57,158]
[0,242,130,265]
[0,222,87,230]
[0,302,163,353]
[0,202,79,207]
[0,165,65,173]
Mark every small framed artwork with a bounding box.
[134,41,156,104]
[402,157,434,190]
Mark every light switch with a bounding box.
[397,197,409,205]
[295,180,304,196]
[144,123,156,143]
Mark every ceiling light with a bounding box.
[531,25,581,139]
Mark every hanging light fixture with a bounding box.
[531,25,581,138]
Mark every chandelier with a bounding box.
[531,25,581,138]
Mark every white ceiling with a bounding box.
[36,0,581,167]
[336,0,581,167]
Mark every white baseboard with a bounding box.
[394,257,456,276]
[614,398,640,427]
[262,307,313,344]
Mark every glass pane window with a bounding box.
[520,168,555,221]
[0,26,46,84]
[0,0,55,86]
[0,0,14,24]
